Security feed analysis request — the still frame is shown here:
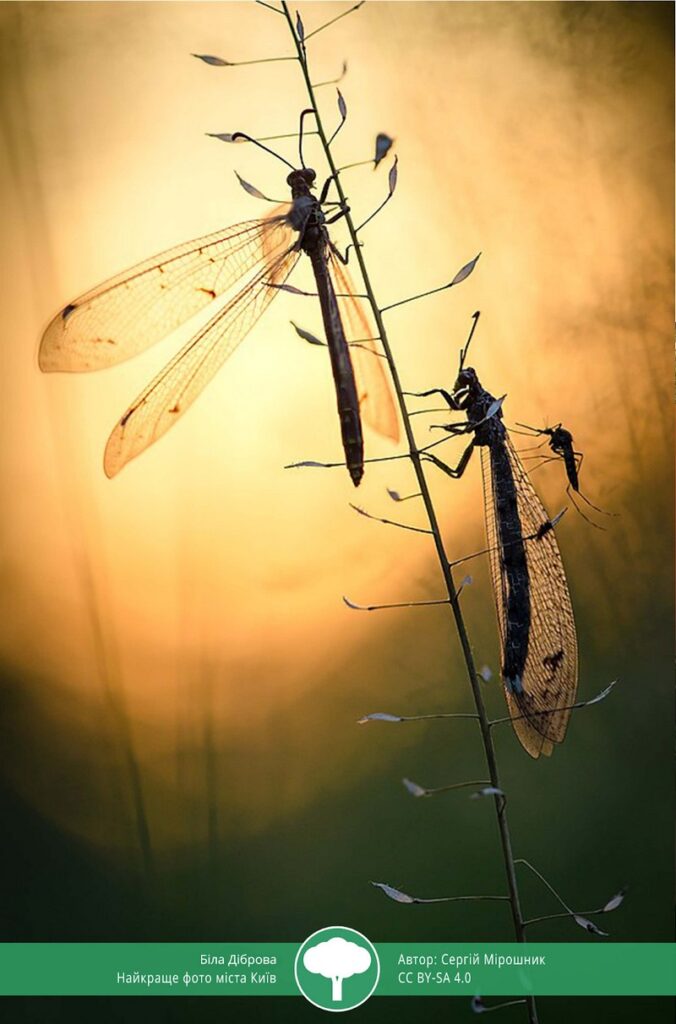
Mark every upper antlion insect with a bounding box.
[38,110,398,484]
[407,319,578,758]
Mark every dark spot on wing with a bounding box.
[169,403,181,414]
[543,649,564,672]
[197,287,217,299]
[62,303,77,321]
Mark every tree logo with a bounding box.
[294,926,380,1011]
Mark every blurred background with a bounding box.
[0,2,673,1021]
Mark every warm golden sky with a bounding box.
[0,1,672,852]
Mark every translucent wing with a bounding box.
[39,208,293,372]
[329,253,399,442]
[481,436,578,758]
[103,244,300,477]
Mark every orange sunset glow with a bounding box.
[0,2,672,956]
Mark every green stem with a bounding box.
[281,6,538,1023]
[515,859,574,915]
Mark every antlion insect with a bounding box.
[511,422,614,530]
[407,315,578,758]
[39,109,398,485]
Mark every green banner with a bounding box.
[0,943,673,997]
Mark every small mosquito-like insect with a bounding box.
[512,422,613,529]
[407,319,578,758]
[39,109,398,484]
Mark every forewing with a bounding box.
[40,207,293,372]
[329,254,399,442]
[103,244,300,477]
[480,439,578,758]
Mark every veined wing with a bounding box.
[329,253,399,442]
[39,207,293,372]
[103,243,300,477]
[481,437,578,758]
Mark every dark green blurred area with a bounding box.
[1,996,674,1024]
[1,1,674,1022]
[1,469,674,1024]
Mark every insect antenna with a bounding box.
[458,310,480,373]
[298,107,316,168]
[231,132,296,170]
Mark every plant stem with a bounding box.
[281,5,538,1022]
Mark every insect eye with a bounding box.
[305,169,316,184]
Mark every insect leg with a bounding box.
[423,441,475,479]
[512,436,550,452]
[325,205,351,225]
[567,485,606,530]
[329,239,361,266]
[428,422,476,440]
[404,387,456,409]
[319,173,340,205]
[570,453,616,518]
[521,455,559,474]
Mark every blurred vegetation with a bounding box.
[0,3,673,1022]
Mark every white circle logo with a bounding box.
[294,926,380,1012]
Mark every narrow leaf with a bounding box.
[267,282,313,295]
[387,488,402,502]
[206,132,246,143]
[402,777,428,798]
[337,88,347,121]
[480,665,493,682]
[388,155,399,196]
[296,11,305,41]
[234,170,268,201]
[574,915,608,937]
[291,321,325,346]
[287,460,330,469]
[483,395,505,422]
[371,881,416,904]
[374,132,394,168]
[450,252,481,287]
[358,712,403,724]
[192,53,230,66]
[343,596,363,610]
[470,786,504,800]
[603,889,627,913]
[471,996,487,1014]
[548,508,567,530]
[586,680,617,705]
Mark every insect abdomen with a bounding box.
[563,447,579,491]
[491,442,531,691]
[309,250,364,486]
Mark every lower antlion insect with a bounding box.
[406,318,578,758]
[512,421,614,529]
